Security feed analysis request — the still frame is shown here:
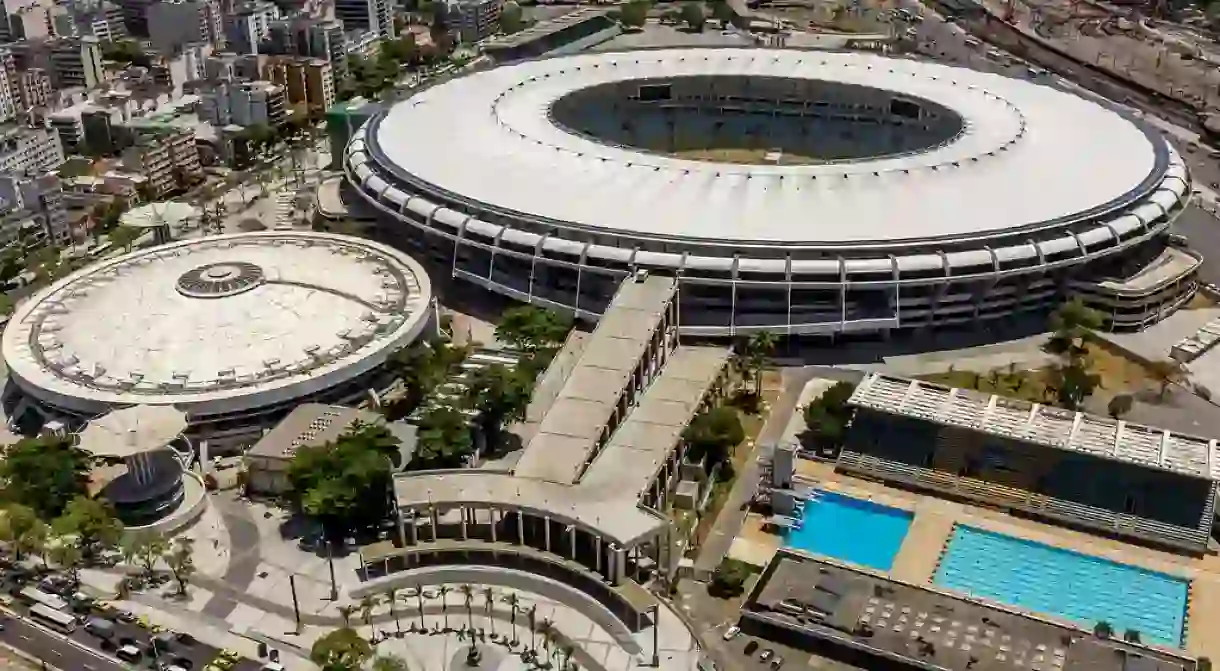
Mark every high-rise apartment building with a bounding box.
[120,126,200,199]
[11,37,105,90]
[0,124,64,175]
[223,0,281,54]
[265,56,333,113]
[146,0,223,53]
[334,0,390,38]
[0,50,19,123]
[115,0,153,36]
[441,0,502,43]
[197,79,286,127]
[0,173,68,246]
[266,16,347,79]
[14,68,51,112]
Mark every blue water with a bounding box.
[783,491,913,571]
[934,526,1189,647]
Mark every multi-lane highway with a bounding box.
[0,615,127,671]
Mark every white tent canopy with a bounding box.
[77,405,188,458]
[121,201,202,231]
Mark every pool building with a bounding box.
[782,491,913,572]
[744,549,1199,671]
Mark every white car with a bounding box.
[722,625,740,641]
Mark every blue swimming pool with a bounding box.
[783,491,913,571]
[934,526,1189,647]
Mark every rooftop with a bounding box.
[850,373,1220,481]
[248,403,392,461]
[483,7,613,50]
[371,48,1169,247]
[513,274,677,484]
[2,232,434,416]
[745,550,1195,671]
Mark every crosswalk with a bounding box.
[274,190,296,230]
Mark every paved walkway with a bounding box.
[203,496,262,618]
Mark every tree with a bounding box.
[0,435,92,519]
[0,504,42,560]
[708,0,734,26]
[681,1,706,30]
[287,424,400,546]
[1047,298,1102,359]
[439,584,451,630]
[484,586,496,636]
[310,628,373,671]
[1107,394,1134,419]
[801,381,856,449]
[735,332,777,397]
[108,225,143,252]
[464,363,532,450]
[130,530,169,580]
[1093,621,1113,638]
[1048,360,1100,411]
[337,604,358,628]
[619,0,650,28]
[1148,359,1185,400]
[386,587,401,636]
[412,406,474,470]
[507,592,521,645]
[500,0,525,33]
[359,595,379,638]
[46,534,83,582]
[387,340,470,419]
[459,583,475,633]
[683,406,743,471]
[708,559,751,598]
[52,496,123,560]
[538,617,554,652]
[165,537,196,596]
[371,655,410,671]
[494,306,572,353]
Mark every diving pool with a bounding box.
[783,491,913,571]
[934,526,1189,647]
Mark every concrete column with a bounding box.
[396,507,407,547]
[612,544,626,585]
[489,507,498,543]
[460,506,469,540]
[544,515,552,553]
[429,505,438,543]
[595,535,603,574]
[568,526,577,561]
[410,510,419,545]
[516,510,525,545]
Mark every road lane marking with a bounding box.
[51,649,61,656]
[17,635,27,641]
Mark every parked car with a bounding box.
[744,641,759,656]
[116,645,143,663]
[722,626,740,641]
[758,649,774,662]
[770,657,785,669]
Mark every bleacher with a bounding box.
[838,373,1219,554]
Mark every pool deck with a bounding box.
[752,459,1220,659]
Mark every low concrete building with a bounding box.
[245,403,416,494]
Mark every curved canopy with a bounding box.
[121,201,202,230]
[77,405,188,458]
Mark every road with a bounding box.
[0,615,126,671]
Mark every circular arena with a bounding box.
[1,231,435,446]
[345,48,1196,337]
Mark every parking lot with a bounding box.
[716,625,865,671]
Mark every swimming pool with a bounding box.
[783,491,913,571]
[934,526,1189,647]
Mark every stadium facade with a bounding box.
[345,48,1197,337]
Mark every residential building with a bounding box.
[223,0,281,54]
[13,68,49,114]
[0,0,70,42]
[266,16,347,79]
[441,0,503,43]
[197,79,285,126]
[146,0,223,53]
[79,2,128,42]
[46,109,82,150]
[334,0,391,38]
[265,56,333,113]
[0,173,68,246]
[343,28,378,60]
[11,37,105,90]
[0,124,63,174]
[115,0,153,36]
[0,50,19,122]
[120,126,200,198]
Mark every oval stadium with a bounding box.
[1,231,435,447]
[344,47,1197,337]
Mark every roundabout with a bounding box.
[346,48,1196,336]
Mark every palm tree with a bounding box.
[538,617,554,653]
[746,332,778,397]
[460,584,475,633]
[338,604,358,628]
[507,593,521,645]
[484,587,495,636]
[386,588,401,636]
[360,595,379,638]
[527,604,537,652]
[439,584,451,631]
[416,589,426,628]
[561,645,575,671]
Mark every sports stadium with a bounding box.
[1,231,435,447]
[345,48,1198,337]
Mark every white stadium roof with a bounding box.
[2,232,434,417]
[372,48,1163,247]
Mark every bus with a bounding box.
[29,604,76,633]
[18,587,68,612]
